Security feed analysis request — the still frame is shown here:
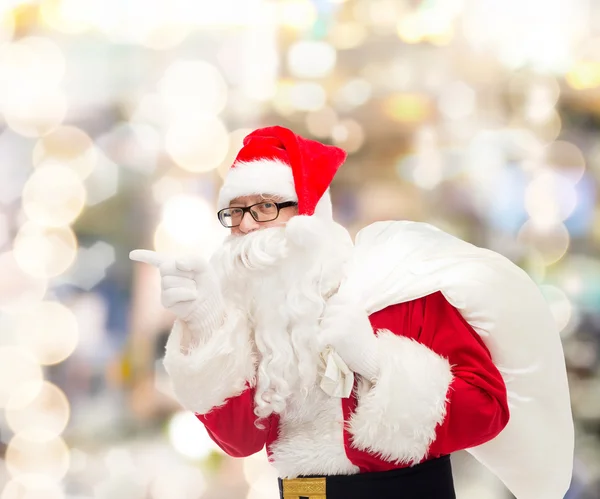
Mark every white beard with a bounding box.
[210,216,353,419]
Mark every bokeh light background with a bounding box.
[0,0,599,497]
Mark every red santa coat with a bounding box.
[163,221,572,495]
[193,291,509,472]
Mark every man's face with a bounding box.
[228,194,298,236]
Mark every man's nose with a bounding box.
[238,211,260,233]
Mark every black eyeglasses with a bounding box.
[217,201,298,228]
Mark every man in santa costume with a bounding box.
[131,126,574,499]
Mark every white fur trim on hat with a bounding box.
[218,159,297,210]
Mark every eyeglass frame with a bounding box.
[217,201,298,228]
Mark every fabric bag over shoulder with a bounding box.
[336,220,573,499]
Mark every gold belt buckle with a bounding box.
[281,477,326,499]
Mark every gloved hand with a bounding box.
[319,293,379,381]
[129,249,225,343]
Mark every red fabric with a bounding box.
[196,384,278,458]
[232,126,346,216]
[195,292,509,469]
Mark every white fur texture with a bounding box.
[210,219,353,419]
[313,189,333,219]
[218,158,333,218]
[218,159,297,209]
[163,314,256,415]
[269,385,359,478]
[349,330,453,465]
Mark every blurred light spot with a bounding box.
[152,176,185,204]
[39,0,91,34]
[512,109,561,145]
[287,41,336,79]
[544,141,586,183]
[167,411,223,460]
[155,195,226,259]
[538,285,573,334]
[4,90,68,138]
[289,82,326,112]
[361,0,404,29]
[507,74,560,122]
[244,450,280,498]
[0,346,43,409]
[272,80,295,116]
[334,79,372,111]
[0,9,15,43]
[0,212,8,249]
[404,126,444,189]
[329,22,367,50]
[551,255,600,312]
[13,223,77,279]
[149,464,207,499]
[0,252,47,314]
[305,107,338,139]
[97,122,161,174]
[524,171,577,227]
[357,181,423,222]
[438,81,475,120]
[566,61,600,90]
[12,301,78,365]
[32,126,97,180]
[217,128,254,180]
[521,250,546,284]
[1,475,65,499]
[137,22,191,51]
[384,93,432,123]
[84,152,119,206]
[525,83,560,125]
[396,7,455,45]
[103,447,136,477]
[277,0,317,30]
[67,448,87,475]
[93,474,146,499]
[22,165,86,228]
[57,241,115,291]
[517,220,570,266]
[0,37,67,137]
[159,60,228,117]
[165,115,229,172]
[0,36,66,91]
[0,131,33,205]
[6,381,70,438]
[129,92,163,127]
[246,471,280,499]
[331,119,365,153]
[6,431,70,480]
[396,14,424,44]
[240,73,278,103]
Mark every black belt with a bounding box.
[278,455,456,499]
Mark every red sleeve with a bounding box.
[414,292,510,455]
[196,385,272,458]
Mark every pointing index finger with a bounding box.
[129,249,168,268]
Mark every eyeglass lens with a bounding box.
[221,202,279,227]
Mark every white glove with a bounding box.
[319,294,379,381]
[129,249,225,339]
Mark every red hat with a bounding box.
[218,126,347,217]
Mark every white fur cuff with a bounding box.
[163,314,256,415]
[349,331,453,465]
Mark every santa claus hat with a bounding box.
[217,126,347,218]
